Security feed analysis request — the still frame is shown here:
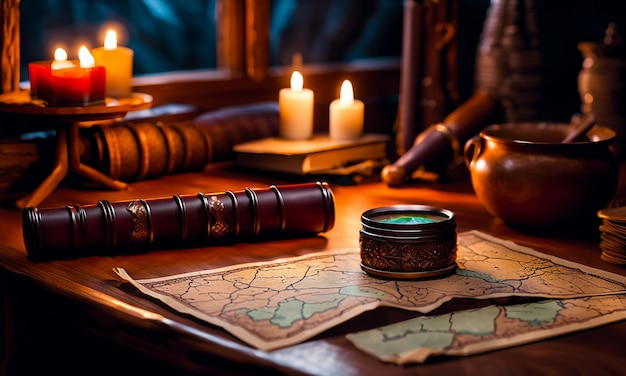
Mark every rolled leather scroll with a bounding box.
[23,182,335,260]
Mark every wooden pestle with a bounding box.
[381,90,500,185]
[561,113,596,143]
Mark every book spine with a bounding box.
[86,102,279,181]
[22,182,335,260]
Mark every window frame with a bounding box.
[1,0,400,134]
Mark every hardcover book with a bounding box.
[232,133,390,175]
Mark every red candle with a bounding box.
[28,47,105,107]
[28,61,53,100]
[29,48,76,101]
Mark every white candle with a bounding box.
[279,71,314,140]
[92,29,134,98]
[329,80,364,140]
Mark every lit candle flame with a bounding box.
[78,46,95,68]
[339,79,354,107]
[290,71,304,92]
[54,48,68,62]
[51,47,74,70]
[104,30,117,51]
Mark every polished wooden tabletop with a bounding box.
[1,161,626,375]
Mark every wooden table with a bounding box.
[1,162,626,375]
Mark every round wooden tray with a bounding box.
[0,90,153,122]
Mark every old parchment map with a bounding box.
[114,230,626,355]
[346,294,626,364]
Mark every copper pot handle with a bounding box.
[463,135,482,170]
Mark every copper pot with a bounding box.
[464,122,619,228]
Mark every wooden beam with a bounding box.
[245,0,270,81]
[215,0,246,73]
[1,0,20,93]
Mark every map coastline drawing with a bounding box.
[114,230,626,354]
[346,294,626,364]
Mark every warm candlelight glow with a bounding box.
[92,28,134,98]
[329,79,364,140]
[279,70,314,140]
[104,30,117,50]
[78,46,95,68]
[29,46,104,105]
[51,48,74,70]
[339,80,354,107]
[290,71,304,92]
[54,48,68,62]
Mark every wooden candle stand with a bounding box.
[0,90,152,208]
